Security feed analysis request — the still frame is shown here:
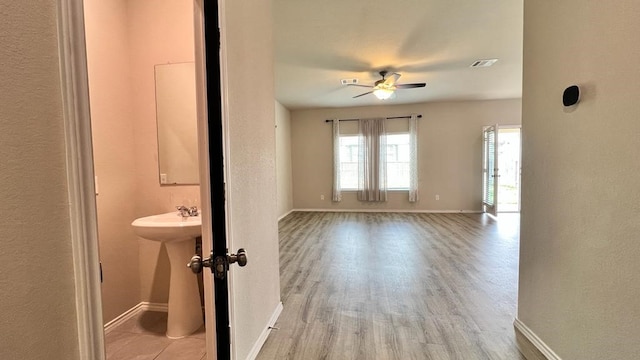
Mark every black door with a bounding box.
[202,1,231,359]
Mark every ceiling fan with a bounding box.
[349,71,426,100]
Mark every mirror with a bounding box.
[154,62,199,185]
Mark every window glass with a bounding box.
[386,134,410,189]
[339,134,410,190]
[339,136,359,190]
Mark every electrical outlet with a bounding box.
[435,194,440,201]
[160,173,168,184]
[320,195,325,200]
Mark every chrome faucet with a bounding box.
[176,205,199,217]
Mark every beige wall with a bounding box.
[276,101,294,219]
[84,0,141,324]
[291,99,521,211]
[519,1,640,359]
[0,1,80,359]
[84,0,200,319]
[223,0,281,358]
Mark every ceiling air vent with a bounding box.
[341,78,358,85]
[470,59,498,68]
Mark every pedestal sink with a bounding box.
[131,212,203,338]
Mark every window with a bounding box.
[386,134,410,189]
[339,136,359,190]
[339,133,410,190]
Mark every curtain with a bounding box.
[332,119,342,202]
[409,114,419,202]
[357,118,387,202]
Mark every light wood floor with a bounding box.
[257,212,524,360]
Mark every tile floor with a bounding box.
[105,311,206,360]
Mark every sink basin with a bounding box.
[131,211,204,338]
[131,212,201,242]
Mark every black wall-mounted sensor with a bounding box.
[563,85,580,106]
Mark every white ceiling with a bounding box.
[273,0,523,110]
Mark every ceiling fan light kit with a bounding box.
[373,88,394,100]
[348,70,426,100]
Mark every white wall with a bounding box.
[276,101,294,219]
[0,2,80,359]
[291,99,521,211]
[519,1,640,359]
[223,0,281,359]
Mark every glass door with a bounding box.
[482,125,498,216]
[497,127,522,212]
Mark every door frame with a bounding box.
[58,0,221,358]
[57,0,105,358]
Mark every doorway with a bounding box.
[497,127,522,213]
[483,125,522,216]
[81,0,209,358]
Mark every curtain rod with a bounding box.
[324,114,422,123]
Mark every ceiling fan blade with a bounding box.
[353,91,373,98]
[384,72,401,85]
[396,83,426,89]
[347,84,374,88]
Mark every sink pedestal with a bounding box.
[164,239,204,338]
[131,212,203,338]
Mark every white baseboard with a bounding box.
[141,302,169,313]
[103,302,168,334]
[293,208,483,214]
[514,318,562,360]
[245,302,283,360]
[103,303,144,334]
[277,209,295,221]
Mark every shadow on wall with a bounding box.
[148,242,171,303]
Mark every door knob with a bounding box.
[187,254,212,274]
[228,248,247,267]
[187,249,247,278]
[187,255,202,273]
